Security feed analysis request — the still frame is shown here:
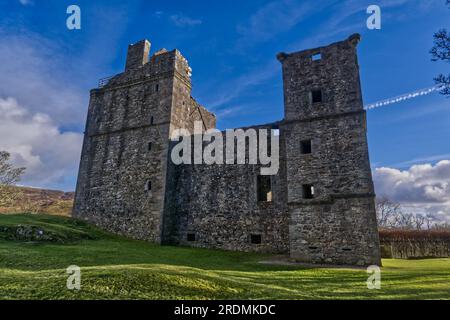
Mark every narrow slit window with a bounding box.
[145,181,152,192]
[311,53,322,61]
[148,142,152,151]
[257,175,272,202]
[250,234,262,244]
[155,84,159,92]
[150,116,154,125]
[311,89,322,104]
[302,184,314,199]
[187,233,196,242]
[300,140,312,154]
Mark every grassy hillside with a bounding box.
[0,214,449,300]
[0,187,74,216]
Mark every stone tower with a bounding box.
[74,34,381,266]
[277,34,381,265]
[73,39,215,242]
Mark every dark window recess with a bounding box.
[250,234,262,244]
[148,142,152,151]
[257,175,272,202]
[155,84,159,92]
[302,184,314,199]
[187,233,196,242]
[311,89,323,103]
[311,53,322,61]
[145,181,152,192]
[342,248,352,252]
[150,116,154,125]
[300,140,312,154]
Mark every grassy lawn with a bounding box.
[0,214,449,300]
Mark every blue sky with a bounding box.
[0,0,449,221]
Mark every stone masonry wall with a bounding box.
[74,35,381,266]
[163,123,289,253]
[278,34,381,266]
[74,46,183,242]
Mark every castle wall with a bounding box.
[163,124,290,253]
[289,197,380,265]
[281,114,380,265]
[74,35,381,266]
[73,48,181,242]
[278,34,381,266]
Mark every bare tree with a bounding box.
[376,196,402,228]
[412,214,426,230]
[0,151,26,207]
[431,222,450,231]
[393,211,415,230]
[424,213,439,230]
[376,197,434,230]
[430,1,450,96]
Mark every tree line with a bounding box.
[376,196,450,231]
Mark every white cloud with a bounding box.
[18,0,33,6]
[205,60,279,110]
[214,106,245,119]
[0,5,144,191]
[235,0,320,49]
[390,153,450,168]
[0,31,86,127]
[0,30,87,190]
[170,14,202,27]
[0,97,83,189]
[374,161,450,223]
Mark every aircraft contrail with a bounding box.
[364,84,445,110]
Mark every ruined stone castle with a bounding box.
[73,34,381,266]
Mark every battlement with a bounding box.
[97,41,192,90]
[125,39,151,71]
[277,33,360,63]
[277,33,364,121]
[125,39,191,76]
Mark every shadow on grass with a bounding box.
[1,214,450,300]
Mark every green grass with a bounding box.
[0,214,449,300]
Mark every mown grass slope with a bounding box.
[0,214,449,300]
